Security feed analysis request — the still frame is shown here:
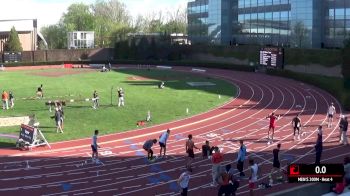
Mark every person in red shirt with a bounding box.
[2,91,9,110]
[266,112,280,144]
[211,146,224,186]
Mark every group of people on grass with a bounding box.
[1,90,14,110]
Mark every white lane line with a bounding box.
[71,181,89,185]
[68,172,85,176]
[116,175,134,180]
[44,165,61,169]
[97,188,119,193]
[23,185,42,189]
[110,167,127,171]
[0,187,20,191]
[46,184,60,188]
[93,178,111,183]
[45,174,63,178]
[23,175,42,179]
[122,185,141,189]
[73,192,93,195]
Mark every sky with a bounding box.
[0,0,188,30]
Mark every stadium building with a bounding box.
[187,0,350,48]
[0,19,47,52]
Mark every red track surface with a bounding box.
[0,65,348,196]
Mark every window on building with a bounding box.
[335,8,345,20]
[74,33,77,39]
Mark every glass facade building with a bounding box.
[187,0,350,48]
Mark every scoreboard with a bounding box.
[3,52,22,63]
[259,47,284,69]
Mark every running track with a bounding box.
[0,65,348,196]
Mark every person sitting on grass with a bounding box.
[143,139,157,161]
[158,81,165,89]
[37,84,43,98]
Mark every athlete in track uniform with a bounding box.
[292,114,301,140]
[185,134,200,172]
[266,113,280,144]
[327,103,336,128]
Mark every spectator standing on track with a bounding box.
[54,107,63,133]
[2,90,9,110]
[339,115,346,142]
[344,156,350,186]
[236,140,247,177]
[211,147,224,187]
[143,139,157,161]
[91,130,101,162]
[327,103,336,128]
[249,159,259,196]
[315,126,323,164]
[177,167,191,196]
[9,91,14,109]
[266,113,280,144]
[92,90,99,109]
[217,167,232,196]
[341,117,348,146]
[292,114,302,140]
[271,144,283,184]
[159,129,170,157]
[186,134,200,172]
[225,164,240,195]
[202,140,214,159]
[117,88,125,107]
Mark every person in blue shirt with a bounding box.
[236,140,247,177]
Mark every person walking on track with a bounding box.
[211,146,224,187]
[266,112,280,144]
[315,126,323,164]
[117,88,125,107]
[177,167,191,196]
[327,102,336,128]
[159,129,170,157]
[292,114,302,140]
[91,130,101,162]
[186,134,200,172]
[143,139,157,161]
[236,140,247,177]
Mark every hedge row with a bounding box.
[266,69,350,111]
[2,60,256,72]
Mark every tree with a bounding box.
[292,21,308,48]
[62,3,95,31]
[41,24,67,49]
[92,0,132,47]
[4,27,23,52]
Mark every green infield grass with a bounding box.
[0,68,236,147]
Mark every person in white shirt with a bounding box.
[117,88,125,107]
[91,130,101,162]
[327,102,336,128]
[249,159,258,196]
[159,129,170,157]
[177,168,191,196]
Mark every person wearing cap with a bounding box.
[117,88,125,107]
[315,126,323,164]
[327,102,336,128]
